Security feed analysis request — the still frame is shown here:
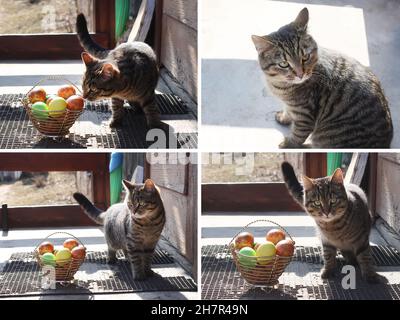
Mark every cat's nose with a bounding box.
[296,71,304,79]
[294,65,304,79]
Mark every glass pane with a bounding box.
[202,153,285,183]
[0,0,94,34]
[0,171,92,207]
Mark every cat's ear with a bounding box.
[294,7,309,31]
[81,52,97,66]
[144,179,156,193]
[251,35,273,54]
[331,168,344,185]
[302,175,314,191]
[122,179,135,191]
[100,63,119,81]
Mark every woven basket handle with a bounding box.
[228,219,295,247]
[34,231,86,252]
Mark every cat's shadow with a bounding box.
[97,257,166,284]
[239,286,297,300]
[33,137,85,148]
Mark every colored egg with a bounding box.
[256,241,276,265]
[31,102,49,120]
[41,252,56,266]
[238,247,257,268]
[55,248,71,266]
[48,97,67,117]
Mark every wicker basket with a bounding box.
[22,76,85,137]
[34,232,86,282]
[230,219,295,287]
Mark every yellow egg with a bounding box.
[256,241,276,265]
[48,97,67,117]
[55,248,71,266]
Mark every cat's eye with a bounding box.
[302,53,310,61]
[330,198,337,204]
[278,61,289,68]
[314,200,321,206]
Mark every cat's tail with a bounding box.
[76,13,109,59]
[73,192,105,225]
[281,162,304,206]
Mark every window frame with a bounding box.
[202,153,327,213]
[0,0,115,60]
[0,153,110,229]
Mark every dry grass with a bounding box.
[0,172,77,206]
[0,0,83,34]
[202,153,284,183]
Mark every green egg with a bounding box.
[41,252,56,267]
[32,102,49,121]
[238,247,257,268]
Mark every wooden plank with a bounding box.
[128,0,156,42]
[0,153,108,172]
[202,183,302,212]
[161,15,197,100]
[368,153,378,217]
[156,74,174,94]
[123,153,145,182]
[375,217,400,252]
[159,68,197,114]
[378,153,400,165]
[161,186,188,256]
[344,153,368,186]
[149,153,188,194]
[0,205,97,229]
[92,155,111,210]
[185,163,197,273]
[154,0,164,65]
[0,34,109,60]
[376,154,400,233]
[163,0,197,30]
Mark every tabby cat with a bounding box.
[76,14,163,129]
[73,179,166,280]
[252,8,393,148]
[281,161,379,283]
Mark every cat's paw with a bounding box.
[148,121,169,132]
[107,257,118,265]
[364,272,383,284]
[320,267,336,279]
[110,118,124,128]
[145,269,156,277]
[133,272,147,281]
[279,138,302,149]
[275,111,292,126]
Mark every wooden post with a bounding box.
[154,0,164,65]
[95,0,116,48]
[1,204,8,232]
[304,153,327,178]
[368,153,378,218]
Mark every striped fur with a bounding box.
[281,162,379,283]
[76,14,163,129]
[73,179,166,280]
[252,8,393,148]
